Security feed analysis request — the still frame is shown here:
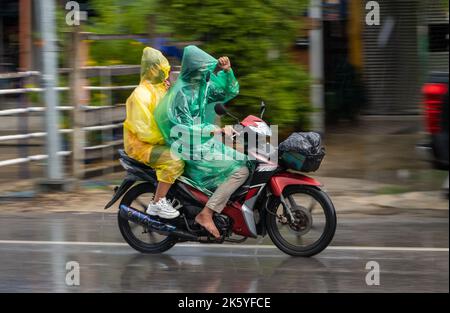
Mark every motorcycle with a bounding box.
[105,100,337,257]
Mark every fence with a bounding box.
[0,30,185,184]
[0,68,135,180]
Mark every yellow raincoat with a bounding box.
[123,47,184,184]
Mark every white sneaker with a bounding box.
[146,201,160,216]
[150,198,180,219]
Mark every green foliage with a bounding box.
[77,0,311,133]
[88,0,156,34]
[85,0,157,65]
[156,0,311,132]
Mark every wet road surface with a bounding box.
[0,210,448,292]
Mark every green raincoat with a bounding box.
[155,45,247,191]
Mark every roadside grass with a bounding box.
[376,185,412,195]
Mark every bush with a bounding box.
[156,0,311,133]
[63,0,312,134]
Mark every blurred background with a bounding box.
[0,0,448,199]
[0,0,448,294]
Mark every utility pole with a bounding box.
[18,0,32,179]
[19,0,32,71]
[37,0,68,190]
[309,0,325,133]
[70,28,86,182]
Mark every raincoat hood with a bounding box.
[123,47,170,167]
[140,47,171,84]
[180,45,218,82]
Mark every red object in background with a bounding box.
[422,83,448,134]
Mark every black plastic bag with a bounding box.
[279,132,325,172]
[279,132,323,154]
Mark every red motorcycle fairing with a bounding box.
[180,181,259,238]
[181,183,209,205]
[222,186,262,238]
[241,115,263,127]
[269,172,322,197]
[222,203,253,238]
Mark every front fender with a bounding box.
[269,172,322,197]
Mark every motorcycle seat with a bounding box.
[118,149,250,201]
[118,149,154,172]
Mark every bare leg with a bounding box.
[195,206,220,239]
[196,167,249,239]
[154,182,172,202]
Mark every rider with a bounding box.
[123,47,184,219]
[154,46,249,238]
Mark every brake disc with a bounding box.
[287,204,313,236]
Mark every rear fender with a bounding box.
[104,174,138,209]
[269,172,322,197]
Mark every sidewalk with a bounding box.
[0,174,447,214]
[318,176,448,213]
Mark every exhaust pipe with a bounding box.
[119,205,198,241]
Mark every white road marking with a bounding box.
[327,246,449,252]
[0,240,128,247]
[0,240,448,252]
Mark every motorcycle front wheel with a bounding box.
[118,182,177,254]
[265,185,337,257]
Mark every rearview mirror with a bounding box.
[214,102,240,123]
[260,101,266,118]
[214,103,228,116]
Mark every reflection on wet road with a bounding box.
[0,210,448,292]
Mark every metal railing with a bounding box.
[0,28,183,183]
[0,68,136,179]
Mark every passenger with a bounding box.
[123,47,184,219]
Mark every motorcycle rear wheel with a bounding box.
[118,182,177,254]
[265,185,337,257]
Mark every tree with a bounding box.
[155,0,311,133]
[86,0,159,66]
[81,0,312,133]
